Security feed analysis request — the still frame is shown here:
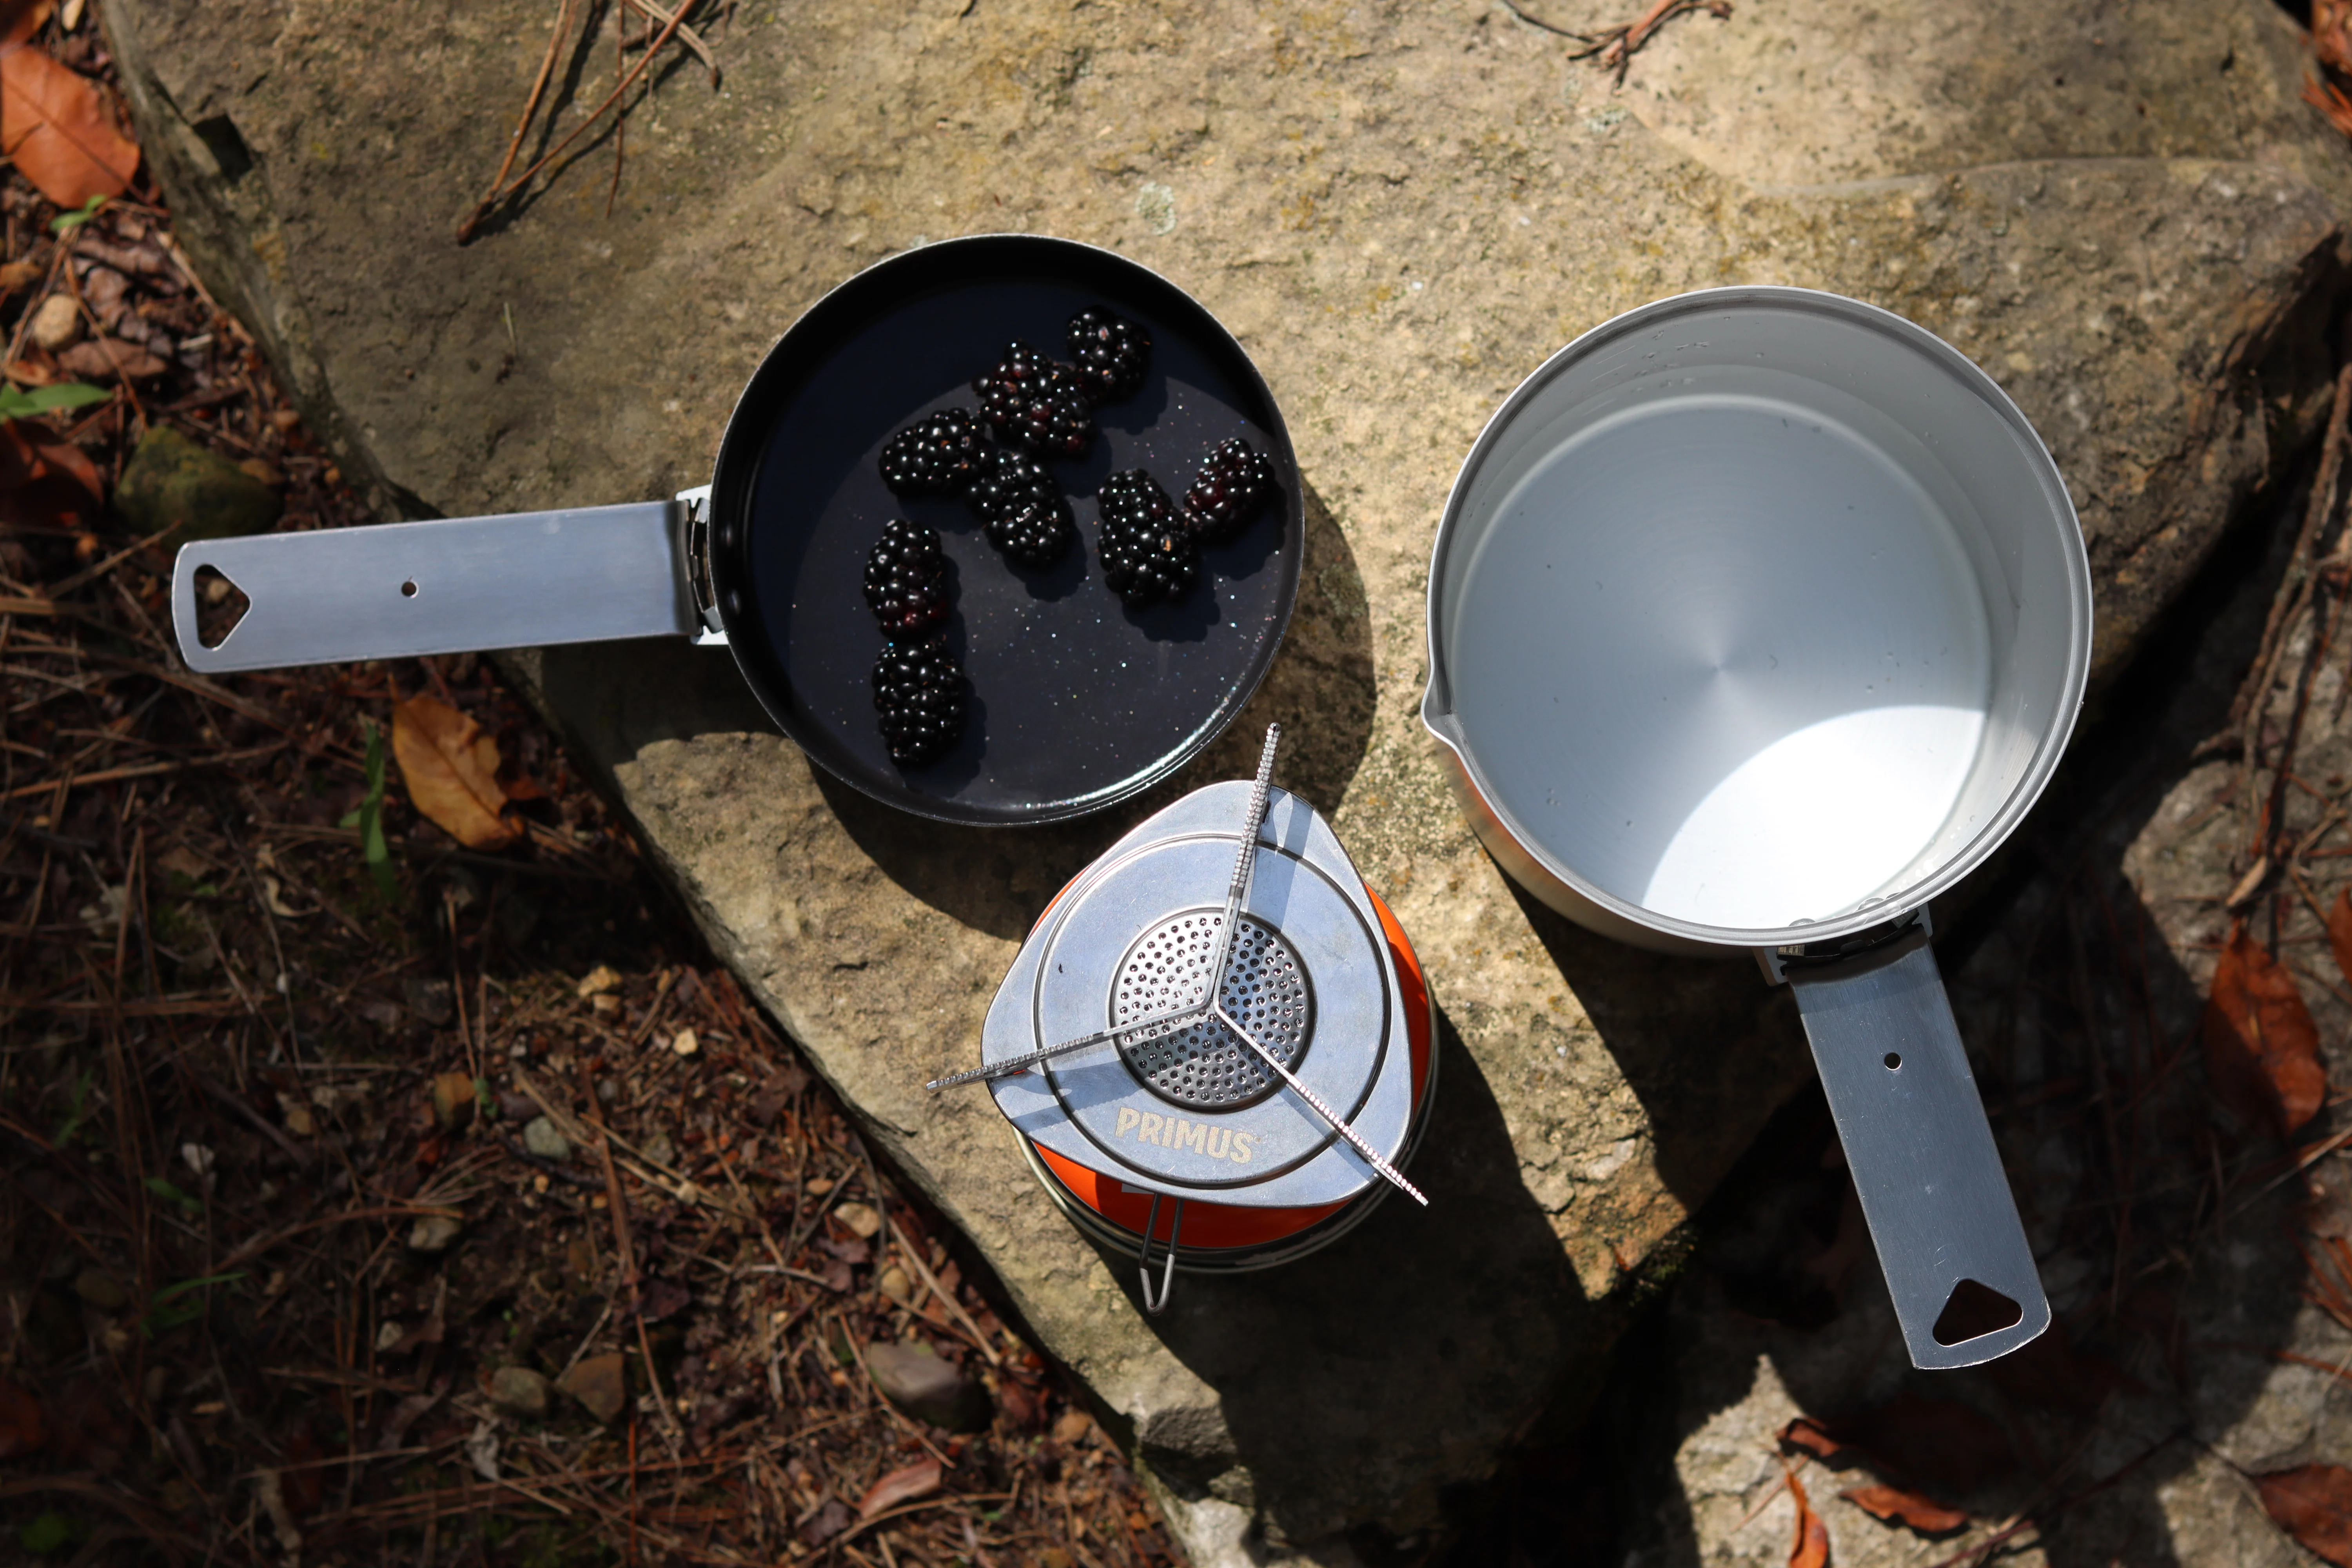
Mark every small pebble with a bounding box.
[835,1201,883,1240]
[73,1268,129,1313]
[523,1116,571,1161]
[489,1365,550,1418]
[668,1028,699,1058]
[407,1215,463,1254]
[430,1072,477,1131]
[376,1321,407,1352]
[27,294,79,352]
[878,1265,913,1305]
[575,964,621,999]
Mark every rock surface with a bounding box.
[106,0,2352,1555]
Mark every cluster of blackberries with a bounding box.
[858,303,1283,759]
[876,307,1152,571]
[863,519,967,767]
[1094,438,1281,606]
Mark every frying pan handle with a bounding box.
[1781,927,2050,1369]
[171,495,719,674]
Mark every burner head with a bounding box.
[1114,912,1313,1110]
[983,782,1416,1209]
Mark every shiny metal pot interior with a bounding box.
[1425,286,2089,952]
[1424,287,2092,1368]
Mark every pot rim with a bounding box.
[1420,284,2092,951]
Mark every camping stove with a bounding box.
[935,728,1436,1310]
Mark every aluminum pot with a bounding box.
[1422,286,2091,1369]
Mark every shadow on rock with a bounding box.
[1500,880,1814,1212]
[1096,1009,1597,1549]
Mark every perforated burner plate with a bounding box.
[985,781,1410,1202]
[1112,911,1312,1109]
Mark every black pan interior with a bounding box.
[708,236,1303,827]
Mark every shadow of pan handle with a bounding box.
[1781,924,2051,1369]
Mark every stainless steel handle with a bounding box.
[1785,929,2050,1369]
[171,499,708,674]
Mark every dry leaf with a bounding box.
[2328,890,2352,993]
[0,2,54,49]
[856,1457,941,1521]
[1841,1482,1967,1535]
[0,1376,44,1458]
[2319,0,2352,77]
[1787,1466,1828,1568]
[1834,1391,2016,1493]
[2255,1464,2352,1566]
[1777,1416,1846,1464]
[2203,921,2327,1136]
[0,417,100,528]
[0,36,138,210]
[55,337,165,382]
[392,695,522,850]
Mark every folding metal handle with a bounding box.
[171,497,712,674]
[1784,928,2050,1368]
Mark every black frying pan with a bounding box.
[171,236,1303,827]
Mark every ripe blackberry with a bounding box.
[1181,438,1279,544]
[862,518,951,636]
[1066,307,1151,406]
[965,448,1074,567]
[877,408,985,495]
[872,632,967,767]
[972,342,1093,458]
[1095,469,1198,606]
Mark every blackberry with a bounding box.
[862,517,952,636]
[965,448,1074,567]
[1095,469,1198,606]
[972,342,1093,458]
[1066,307,1151,406]
[871,632,967,767]
[1181,438,1279,544]
[877,408,985,495]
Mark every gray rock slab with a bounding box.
[106,0,2352,1555]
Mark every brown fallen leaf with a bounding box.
[2203,921,2327,1137]
[0,1375,44,1458]
[0,418,101,528]
[1777,1416,1846,1464]
[2319,0,2352,78]
[2256,1464,2352,1567]
[55,337,167,383]
[1841,1482,1967,1535]
[392,695,523,850]
[2328,890,2352,993]
[857,1457,942,1521]
[0,32,138,210]
[0,2,50,49]
[1787,1465,1828,1568]
[557,1352,628,1424]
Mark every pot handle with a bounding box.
[171,489,723,675]
[1773,924,2050,1369]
